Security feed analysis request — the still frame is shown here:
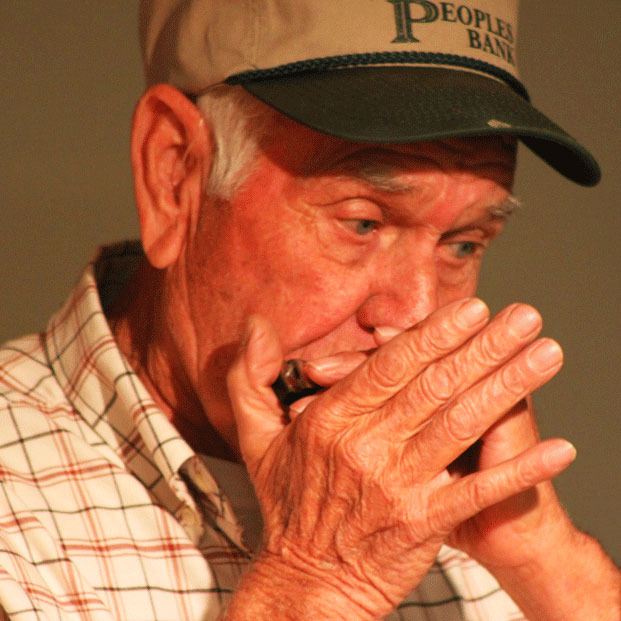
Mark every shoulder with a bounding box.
[0,333,75,439]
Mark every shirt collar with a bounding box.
[43,242,245,550]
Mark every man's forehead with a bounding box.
[259,105,517,180]
[281,138,520,232]
[304,136,517,188]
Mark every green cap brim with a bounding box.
[238,66,600,187]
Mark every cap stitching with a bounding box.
[226,51,529,101]
[248,0,260,69]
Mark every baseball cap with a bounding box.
[140,0,600,186]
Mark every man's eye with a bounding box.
[451,241,479,258]
[342,219,378,236]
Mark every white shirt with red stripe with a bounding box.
[0,243,525,620]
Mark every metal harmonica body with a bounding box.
[271,359,321,406]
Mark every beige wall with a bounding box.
[0,3,619,562]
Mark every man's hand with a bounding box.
[446,396,572,568]
[225,298,574,619]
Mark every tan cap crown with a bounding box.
[139,0,600,186]
[141,0,520,95]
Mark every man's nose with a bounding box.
[356,244,439,331]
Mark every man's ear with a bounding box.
[131,84,212,269]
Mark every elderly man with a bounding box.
[0,1,618,619]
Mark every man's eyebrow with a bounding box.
[339,164,523,219]
[342,162,414,193]
[489,194,522,218]
[315,155,522,217]
[443,195,521,237]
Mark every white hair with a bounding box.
[196,84,275,200]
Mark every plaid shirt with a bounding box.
[0,243,525,620]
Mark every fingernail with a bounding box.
[458,298,489,327]
[374,326,402,341]
[289,399,311,418]
[543,441,577,470]
[529,339,563,371]
[305,356,342,373]
[506,304,541,338]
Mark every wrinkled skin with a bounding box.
[210,120,571,615]
[120,87,619,620]
[227,303,569,616]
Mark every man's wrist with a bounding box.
[223,554,390,620]
[493,523,620,620]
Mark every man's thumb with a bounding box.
[227,315,285,473]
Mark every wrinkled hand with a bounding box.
[227,299,575,618]
[446,395,574,571]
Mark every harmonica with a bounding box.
[271,359,321,406]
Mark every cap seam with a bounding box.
[249,0,260,70]
[225,51,529,101]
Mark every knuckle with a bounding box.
[515,457,539,488]
[469,475,499,511]
[334,432,370,472]
[475,328,510,366]
[443,401,477,443]
[498,363,529,398]
[366,346,408,390]
[418,320,459,357]
[425,495,451,535]
[418,362,456,404]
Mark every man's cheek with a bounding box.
[275,284,371,357]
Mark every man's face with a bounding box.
[177,115,516,431]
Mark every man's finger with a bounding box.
[288,394,320,419]
[375,303,543,440]
[303,351,369,386]
[227,315,285,472]
[428,439,576,535]
[410,338,563,476]
[324,297,490,416]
